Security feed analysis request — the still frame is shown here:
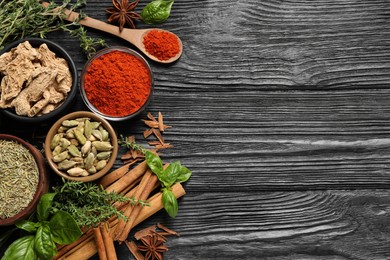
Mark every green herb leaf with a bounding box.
[49,211,82,245]
[15,220,40,233]
[34,224,56,260]
[175,165,192,183]
[145,150,164,176]
[1,235,37,260]
[162,161,182,187]
[141,0,174,24]
[162,188,178,218]
[37,193,56,222]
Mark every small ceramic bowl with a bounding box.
[0,38,77,123]
[0,134,49,226]
[80,46,153,121]
[44,111,118,182]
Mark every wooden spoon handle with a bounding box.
[41,2,139,45]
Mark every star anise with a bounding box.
[137,232,168,260]
[106,0,141,32]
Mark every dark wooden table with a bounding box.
[2,0,390,259]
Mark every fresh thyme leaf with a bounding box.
[0,0,105,57]
[51,179,148,228]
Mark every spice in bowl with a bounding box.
[0,139,39,219]
[0,39,74,118]
[80,47,153,121]
[45,111,118,182]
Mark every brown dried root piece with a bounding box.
[0,41,72,117]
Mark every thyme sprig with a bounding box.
[0,0,106,57]
[51,179,149,228]
[119,134,148,155]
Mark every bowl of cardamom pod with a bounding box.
[44,111,118,182]
[0,134,49,226]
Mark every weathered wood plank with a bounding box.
[2,89,390,191]
[110,190,390,259]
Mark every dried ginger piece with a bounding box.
[0,41,38,104]
[0,41,72,117]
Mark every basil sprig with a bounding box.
[1,193,82,260]
[145,150,192,218]
[141,0,174,24]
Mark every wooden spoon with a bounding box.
[42,2,183,63]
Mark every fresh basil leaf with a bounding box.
[162,188,178,218]
[141,0,174,24]
[37,193,56,222]
[48,210,82,245]
[1,235,37,260]
[15,220,40,233]
[34,224,56,260]
[163,161,182,187]
[175,165,192,183]
[145,150,164,176]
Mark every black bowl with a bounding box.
[0,38,77,123]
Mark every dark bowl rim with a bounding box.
[0,37,78,123]
[0,134,48,226]
[79,46,154,121]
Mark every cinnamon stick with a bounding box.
[117,174,159,242]
[57,184,186,260]
[105,161,148,194]
[99,163,131,188]
[100,223,117,260]
[158,111,164,132]
[93,226,107,260]
[113,170,152,240]
[125,240,145,260]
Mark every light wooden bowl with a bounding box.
[0,134,49,226]
[44,111,118,182]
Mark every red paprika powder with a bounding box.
[83,49,151,117]
[143,29,180,61]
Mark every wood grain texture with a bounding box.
[1,0,390,259]
[108,190,390,260]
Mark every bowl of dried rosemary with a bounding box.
[44,111,118,182]
[0,134,49,226]
[0,38,78,123]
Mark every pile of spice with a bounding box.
[0,41,72,117]
[143,29,180,61]
[49,117,114,177]
[83,50,151,117]
[0,139,39,219]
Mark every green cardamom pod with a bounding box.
[84,120,93,139]
[95,160,107,171]
[84,152,95,170]
[53,151,69,163]
[92,141,113,151]
[58,160,78,170]
[67,167,88,177]
[74,129,87,145]
[50,133,62,150]
[81,140,92,157]
[62,120,80,127]
[68,145,81,157]
[96,151,111,160]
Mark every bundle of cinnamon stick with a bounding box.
[53,160,186,260]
